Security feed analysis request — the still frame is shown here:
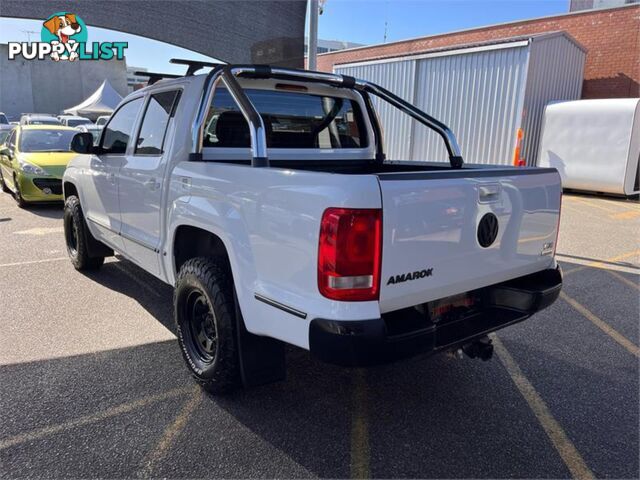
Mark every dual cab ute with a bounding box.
[64,61,563,393]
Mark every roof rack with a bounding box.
[134,71,181,85]
[170,58,225,76]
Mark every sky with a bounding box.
[0,0,569,73]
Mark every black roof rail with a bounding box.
[169,58,225,76]
[134,71,181,85]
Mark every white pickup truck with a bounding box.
[64,61,563,393]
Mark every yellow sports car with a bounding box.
[0,125,80,207]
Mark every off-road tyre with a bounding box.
[63,195,104,270]
[0,171,9,193]
[174,257,241,394]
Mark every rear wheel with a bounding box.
[174,257,241,394]
[64,195,104,270]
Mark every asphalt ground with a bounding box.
[0,190,638,479]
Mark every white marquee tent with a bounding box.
[63,80,123,120]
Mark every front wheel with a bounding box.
[0,171,9,193]
[64,195,104,270]
[13,175,27,208]
[174,258,241,394]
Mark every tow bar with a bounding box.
[461,336,494,361]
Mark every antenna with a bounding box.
[21,29,38,42]
[169,58,225,76]
[383,0,389,43]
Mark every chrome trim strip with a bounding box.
[87,217,159,253]
[254,293,307,319]
[86,215,113,232]
[120,230,160,253]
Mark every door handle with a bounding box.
[478,184,501,203]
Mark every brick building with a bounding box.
[317,4,639,99]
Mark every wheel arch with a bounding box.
[173,225,231,275]
[63,180,78,200]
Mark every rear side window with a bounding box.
[204,88,366,149]
[101,97,144,154]
[136,90,181,155]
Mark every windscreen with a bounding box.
[204,88,366,149]
[19,130,77,152]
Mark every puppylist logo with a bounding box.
[7,12,128,62]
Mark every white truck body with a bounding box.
[63,63,562,388]
[537,98,640,196]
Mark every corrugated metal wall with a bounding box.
[336,34,585,166]
[337,60,416,160]
[411,46,529,164]
[522,36,586,165]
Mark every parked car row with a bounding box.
[0,111,110,207]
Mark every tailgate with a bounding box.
[377,168,561,313]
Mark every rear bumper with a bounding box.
[309,266,562,366]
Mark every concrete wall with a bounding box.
[0,44,127,120]
[0,0,307,67]
[318,4,640,99]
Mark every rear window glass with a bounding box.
[30,119,60,125]
[204,88,366,149]
[67,119,91,127]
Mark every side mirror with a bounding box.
[70,132,95,154]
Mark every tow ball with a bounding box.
[461,336,494,361]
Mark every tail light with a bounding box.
[318,208,382,301]
[513,128,526,167]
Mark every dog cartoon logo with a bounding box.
[41,12,88,61]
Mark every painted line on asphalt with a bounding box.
[493,336,595,480]
[350,368,370,479]
[560,291,639,358]
[0,257,68,268]
[136,386,202,478]
[0,386,193,450]
[564,196,618,213]
[606,270,640,291]
[564,196,639,213]
[14,226,64,236]
[561,249,640,276]
[610,210,640,220]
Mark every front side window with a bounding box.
[135,90,181,155]
[204,88,366,149]
[0,130,12,145]
[101,97,144,154]
[7,130,17,150]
